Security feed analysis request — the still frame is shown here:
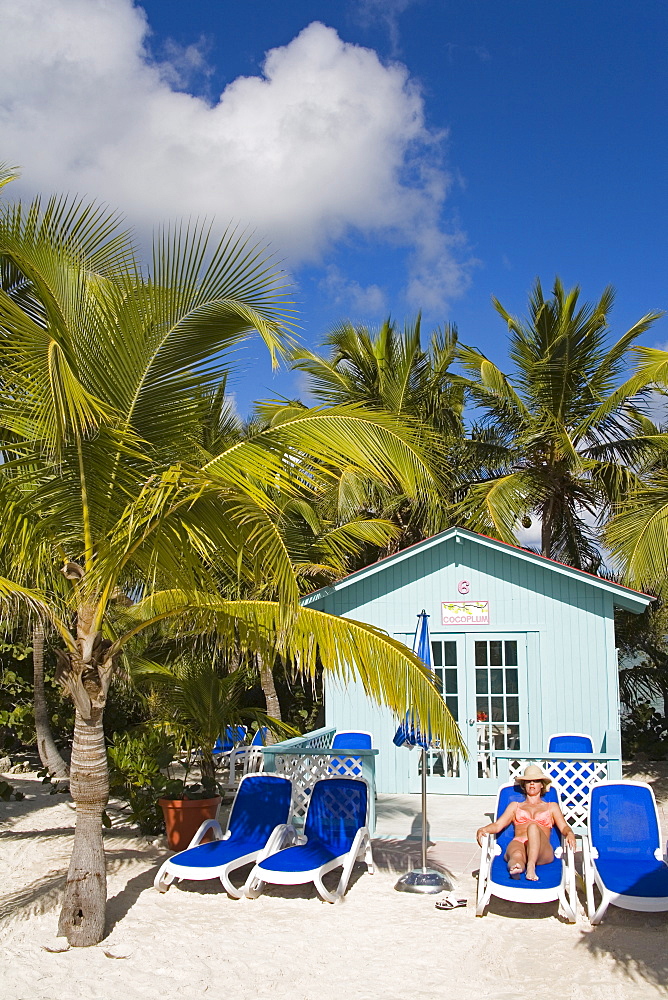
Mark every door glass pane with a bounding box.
[443,668,457,694]
[475,641,487,666]
[491,697,504,721]
[476,697,489,721]
[506,697,519,722]
[490,668,503,693]
[445,696,458,720]
[490,640,503,666]
[505,668,518,694]
[443,641,457,666]
[431,641,442,667]
[505,640,518,666]
[493,728,507,749]
[507,725,520,749]
[476,670,488,694]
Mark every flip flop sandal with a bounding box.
[435,895,467,910]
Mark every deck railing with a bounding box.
[262,727,379,832]
[493,751,618,831]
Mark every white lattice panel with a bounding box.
[508,757,609,830]
[300,732,335,750]
[273,752,365,825]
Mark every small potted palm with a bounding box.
[146,660,295,849]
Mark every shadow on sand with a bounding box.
[577,905,668,992]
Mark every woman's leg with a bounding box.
[505,838,526,877]
[525,824,554,881]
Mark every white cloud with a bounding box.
[320,265,387,316]
[355,0,422,55]
[0,0,470,309]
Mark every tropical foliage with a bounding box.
[0,191,460,946]
[291,317,469,549]
[457,278,661,568]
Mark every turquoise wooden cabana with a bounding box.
[301,527,653,798]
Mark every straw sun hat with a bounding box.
[516,764,551,786]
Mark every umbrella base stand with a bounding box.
[394,867,453,894]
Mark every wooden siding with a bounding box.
[320,533,624,793]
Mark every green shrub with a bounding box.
[107,730,176,835]
[621,702,668,760]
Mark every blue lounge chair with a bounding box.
[154,773,293,898]
[244,777,374,903]
[331,731,373,750]
[547,733,594,754]
[329,730,373,777]
[583,780,668,923]
[250,727,269,747]
[213,725,248,757]
[476,782,576,920]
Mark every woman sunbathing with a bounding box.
[476,765,576,881]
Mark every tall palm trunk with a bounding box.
[257,652,281,745]
[33,622,70,781]
[541,495,555,558]
[57,706,108,945]
[57,602,114,946]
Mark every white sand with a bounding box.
[1,772,667,1000]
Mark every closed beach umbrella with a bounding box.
[394,611,452,894]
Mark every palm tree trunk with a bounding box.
[57,603,114,947]
[541,499,554,558]
[33,622,70,781]
[257,653,281,745]
[57,706,108,945]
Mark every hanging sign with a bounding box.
[441,600,489,625]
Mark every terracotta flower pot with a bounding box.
[158,796,222,851]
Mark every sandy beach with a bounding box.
[1,770,667,1000]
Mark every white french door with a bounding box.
[406,632,527,794]
[465,634,527,794]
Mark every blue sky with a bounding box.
[2,0,667,414]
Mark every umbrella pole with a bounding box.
[421,746,428,870]
[394,747,453,894]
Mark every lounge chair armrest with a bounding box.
[580,834,596,868]
[563,840,575,867]
[187,818,224,849]
[479,833,500,858]
[257,823,300,861]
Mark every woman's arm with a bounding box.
[476,803,517,847]
[551,803,576,849]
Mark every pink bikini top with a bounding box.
[514,805,554,828]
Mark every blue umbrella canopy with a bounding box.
[393,611,433,750]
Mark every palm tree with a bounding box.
[291,316,468,547]
[0,195,463,946]
[457,278,661,569]
[189,384,405,723]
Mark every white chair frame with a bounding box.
[582,779,668,924]
[218,745,265,790]
[475,782,577,921]
[243,778,375,903]
[154,774,294,898]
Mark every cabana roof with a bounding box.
[301,526,653,615]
